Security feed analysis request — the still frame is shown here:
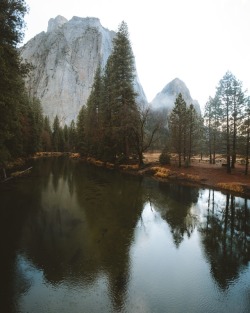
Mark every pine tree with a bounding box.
[104,21,139,161]
[216,71,245,172]
[76,106,87,156]
[41,116,52,151]
[204,95,222,163]
[85,65,104,157]
[230,77,245,168]
[52,116,60,152]
[0,0,29,162]
[68,120,77,152]
[169,93,187,167]
[27,97,43,153]
[239,96,250,175]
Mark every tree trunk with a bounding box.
[138,150,144,167]
[232,127,237,169]
[178,152,181,167]
[2,168,7,180]
[226,103,231,174]
[245,127,249,175]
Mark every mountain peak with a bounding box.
[47,15,68,32]
[162,78,190,96]
[151,78,201,113]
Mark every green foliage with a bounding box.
[169,93,187,167]
[68,120,77,151]
[41,116,52,151]
[0,0,28,47]
[168,93,203,167]
[0,0,45,162]
[76,21,141,163]
[76,106,87,156]
[204,71,247,172]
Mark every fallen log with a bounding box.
[11,167,33,177]
[1,166,33,183]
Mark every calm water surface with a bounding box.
[0,157,249,313]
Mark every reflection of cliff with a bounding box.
[19,159,144,311]
[143,180,199,247]
[200,191,250,290]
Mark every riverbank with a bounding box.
[72,152,250,198]
[3,151,250,198]
[82,152,250,198]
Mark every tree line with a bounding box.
[1,0,249,176]
[204,71,250,174]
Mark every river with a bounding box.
[0,157,249,313]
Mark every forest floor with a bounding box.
[142,152,250,197]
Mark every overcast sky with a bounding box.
[23,0,250,111]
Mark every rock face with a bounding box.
[151,78,201,114]
[21,16,147,124]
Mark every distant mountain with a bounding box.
[151,78,201,114]
[20,16,147,124]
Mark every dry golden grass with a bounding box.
[151,166,171,178]
[184,174,200,182]
[119,164,139,170]
[217,182,244,193]
[106,162,115,169]
[86,157,104,167]
[69,153,80,159]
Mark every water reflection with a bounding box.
[0,157,249,313]
[145,182,200,247]
[17,158,144,312]
[199,190,250,290]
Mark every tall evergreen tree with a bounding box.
[27,97,43,153]
[0,0,29,162]
[104,21,139,161]
[52,116,60,152]
[230,77,245,168]
[76,106,87,156]
[68,120,77,152]
[204,95,222,163]
[41,116,52,151]
[216,71,245,172]
[85,65,104,156]
[240,96,250,175]
[169,93,187,167]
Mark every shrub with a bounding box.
[159,151,171,165]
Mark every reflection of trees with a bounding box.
[19,160,144,312]
[32,156,76,194]
[200,190,250,290]
[144,181,199,247]
[0,171,43,313]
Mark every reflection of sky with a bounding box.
[17,254,113,313]
[128,200,250,313]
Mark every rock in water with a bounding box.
[21,16,147,124]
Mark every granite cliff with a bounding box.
[21,16,147,124]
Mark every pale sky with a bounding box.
[23,0,250,111]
